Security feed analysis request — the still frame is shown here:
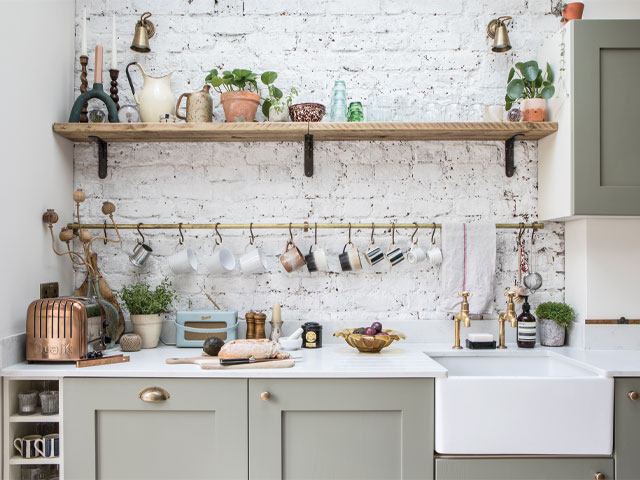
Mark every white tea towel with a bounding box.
[438,223,496,314]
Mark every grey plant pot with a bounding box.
[539,318,566,347]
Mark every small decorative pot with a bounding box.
[521,98,546,122]
[562,2,584,24]
[130,314,163,349]
[289,103,326,122]
[220,91,261,122]
[539,319,566,347]
[268,106,290,122]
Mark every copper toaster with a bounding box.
[26,297,103,362]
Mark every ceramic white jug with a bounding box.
[126,62,175,122]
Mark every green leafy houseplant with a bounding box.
[205,68,261,93]
[260,71,298,117]
[505,60,555,111]
[118,278,177,315]
[535,302,575,328]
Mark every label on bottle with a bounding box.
[518,322,536,342]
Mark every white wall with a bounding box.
[0,0,75,340]
[583,0,640,19]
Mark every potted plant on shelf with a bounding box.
[261,72,299,122]
[118,277,177,348]
[561,2,584,23]
[535,301,575,347]
[505,60,555,122]
[205,68,264,122]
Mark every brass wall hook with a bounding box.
[103,220,108,245]
[411,222,419,245]
[347,222,353,245]
[517,222,526,243]
[431,223,437,245]
[288,222,294,244]
[314,222,318,245]
[178,223,184,245]
[531,225,537,245]
[370,222,375,245]
[215,222,222,245]
[136,222,145,245]
[249,222,255,245]
[391,223,396,245]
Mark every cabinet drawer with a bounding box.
[615,378,640,479]
[436,457,613,480]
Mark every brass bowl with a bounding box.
[333,329,406,353]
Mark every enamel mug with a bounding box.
[386,244,405,266]
[427,246,443,265]
[305,244,329,273]
[202,245,236,274]
[14,435,41,458]
[239,245,267,274]
[339,243,362,271]
[280,242,306,273]
[168,247,198,274]
[35,434,60,458]
[407,245,427,264]
[365,243,385,266]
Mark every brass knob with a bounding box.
[261,391,270,401]
[594,473,605,480]
[628,391,639,401]
[138,387,170,402]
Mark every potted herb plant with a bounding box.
[205,68,264,122]
[261,71,299,122]
[535,301,575,347]
[505,60,555,122]
[118,278,177,348]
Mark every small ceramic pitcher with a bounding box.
[126,62,175,122]
[176,85,213,123]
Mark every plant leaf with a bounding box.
[520,60,540,82]
[261,71,278,85]
[507,79,525,101]
[541,85,555,99]
[208,76,223,87]
[546,62,554,83]
[262,99,271,118]
[507,67,515,83]
[534,70,543,88]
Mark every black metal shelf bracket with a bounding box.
[89,136,108,179]
[304,133,314,177]
[505,134,524,178]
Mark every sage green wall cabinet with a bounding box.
[538,20,640,220]
[615,378,640,479]
[435,458,614,480]
[248,379,434,480]
[63,378,248,480]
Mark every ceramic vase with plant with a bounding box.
[118,278,177,348]
[505,60,555,122]
[261,72,299,122]
[205,68,273,122]
[535,301,575,347]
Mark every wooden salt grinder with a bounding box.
[245,312,256,339]
[254,313,267,339]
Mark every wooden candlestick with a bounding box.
[79,55,89,123]
[109,69,120,110]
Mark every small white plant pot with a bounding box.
[130,314,163,348]
[539,319,566,347]
[268,106,290,122]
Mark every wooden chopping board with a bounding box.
[166,356,295,370]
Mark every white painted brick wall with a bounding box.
[73,1,564,326]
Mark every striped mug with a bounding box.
[386,244,405,266]
[365,243,385,266]
[14,435,41,458]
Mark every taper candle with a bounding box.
[81,7,87,56]
[111,14,117,69]
[94,45,103,83]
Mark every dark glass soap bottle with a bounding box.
[517,296,536,348]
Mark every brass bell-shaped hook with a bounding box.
[130,12,155,53]
[487,16,512,53]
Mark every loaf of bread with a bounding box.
[218,339,290,359]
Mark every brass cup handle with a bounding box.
[628,391,639,401]
[261,391,271,401]
[139,386,171,402]
[594,473,605,480]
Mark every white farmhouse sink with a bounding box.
[428,351,613,455]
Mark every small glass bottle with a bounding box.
[517,296,536,348]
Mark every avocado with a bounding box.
[203,337,225,356]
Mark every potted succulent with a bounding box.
[261,72,299,122]
[205,68,264,122]
[505,60,555,122]
[535,301,575,347]
[118,278,177,348]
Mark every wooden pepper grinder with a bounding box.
[245,312,256,339]
[254,313,267,339]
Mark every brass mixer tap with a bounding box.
[498,291,518,349]
[452,292,472,349]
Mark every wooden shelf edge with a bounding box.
[52,121,558,143]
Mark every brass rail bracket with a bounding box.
[89,135,108,179]
[505,134,523,178]
[304,133,314,177]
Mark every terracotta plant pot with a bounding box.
[539,319,566,347]
[521,98,546,122]
[220,91,261,122]
[130,314,163,348]
[562,2,584,24]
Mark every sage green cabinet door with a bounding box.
[249,379,434,480]
[573,20,640,216]
[63,378,248,480]
[436,458,614,480]
[615,378,640,479]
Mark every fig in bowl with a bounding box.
[333,326,406,353]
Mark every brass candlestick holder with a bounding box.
[79,55,89,123]
[109,69,120,110]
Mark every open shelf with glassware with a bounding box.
[3,378,63,480]
[52,121,558,179]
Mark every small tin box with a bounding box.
[174,310,238,348]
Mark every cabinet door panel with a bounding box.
[435,458,614,480]
[249,379,433,480]
[615,378,640,479]
[64,378,248,480]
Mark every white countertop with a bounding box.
[4,342,640,379]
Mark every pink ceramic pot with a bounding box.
[521,98,546,122]
[220,91,261,122]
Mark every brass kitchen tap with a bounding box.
[498,291,518,349]
[453,292,472,349]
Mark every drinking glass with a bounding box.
[39,391,59,416]
[18,391,39,415]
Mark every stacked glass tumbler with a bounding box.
[329,81,348,122]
